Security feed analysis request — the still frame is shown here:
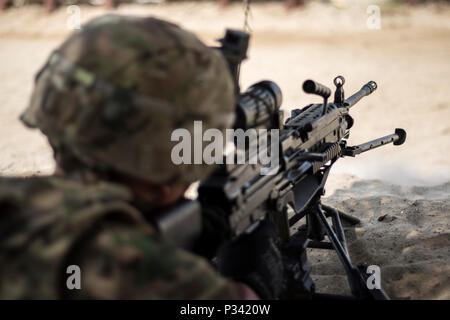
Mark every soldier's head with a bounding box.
[21,15,235,207]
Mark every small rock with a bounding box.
[378,214,397,222]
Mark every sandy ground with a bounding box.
[0,1,449,299]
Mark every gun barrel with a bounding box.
[345,81,377,108]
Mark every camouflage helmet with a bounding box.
[21,14,235,185]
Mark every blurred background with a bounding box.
[0,0,449,299]
[1,0,449,186]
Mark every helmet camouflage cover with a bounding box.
[21,14,235,185]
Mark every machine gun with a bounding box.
[154,30,406,300]
[195,30,406,300]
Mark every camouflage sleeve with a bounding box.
[67,223,242,299]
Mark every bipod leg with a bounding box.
[322,204,361,226]
[314,203,365,297]
[328,207,349,256]
[308,203,390,299]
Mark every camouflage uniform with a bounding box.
[0,177,238,299]
[0,15,239,299]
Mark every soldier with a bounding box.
[0,15,283,299]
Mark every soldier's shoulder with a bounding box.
[0,175,237,299]
[71,218,237,299]
[0,175,133,209]
[0,174,148,243]
[0,175,155,299]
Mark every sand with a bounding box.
[0,0,449,299]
